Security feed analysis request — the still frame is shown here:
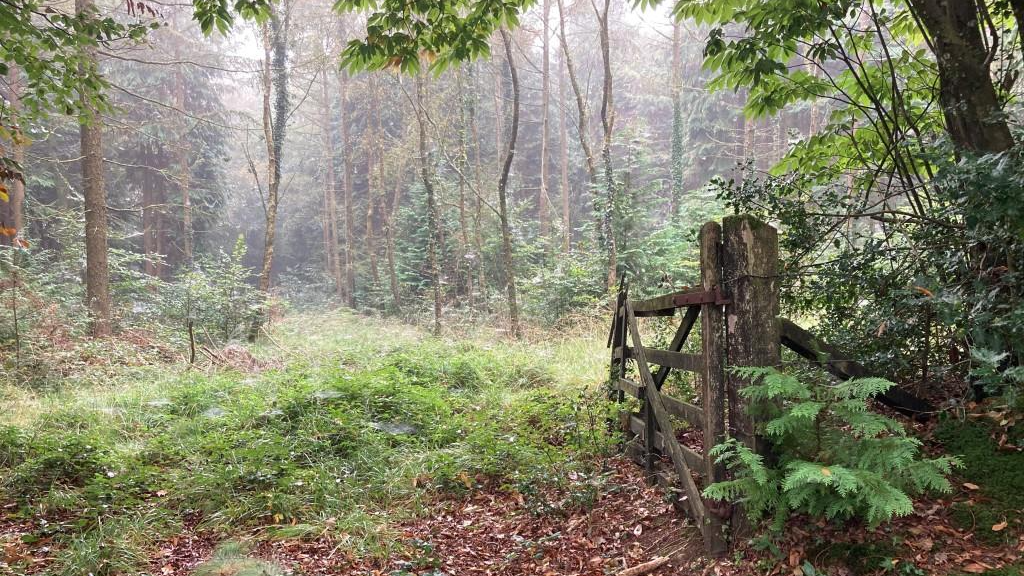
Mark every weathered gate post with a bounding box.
[699,221,728,556]
[722,214,781,538]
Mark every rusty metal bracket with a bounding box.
[671,286,730,307]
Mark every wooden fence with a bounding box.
[607,215,932,556]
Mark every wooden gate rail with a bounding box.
[779,319,933,416]
[624,301,707,528]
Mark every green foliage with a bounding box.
[0,314,614,574]
[336,0,534,73]
[161,236,264,342]
[703,368,959,528]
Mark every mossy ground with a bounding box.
[935,417,1024,547]
[0,311,613,576]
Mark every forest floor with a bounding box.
[0,311,1021,576]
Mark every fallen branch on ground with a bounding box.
[617,556,670,576]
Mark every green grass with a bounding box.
[0,311,614,575]
[935,418,1024,547]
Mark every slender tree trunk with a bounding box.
[743,115,755,160]
[498,29,523,339]
[492,55,505,165]
[556,0,597,184]
[467,64,487,296]
[338,67,356,306]
[415,73,443,335]
[558,51,571,252]
[669,21,684,222]
[384,166,403,311]
[320,67,344,300]
[538,0,551,245]
[369,76,386,290]
[457,69,473,302]
[595,0,616,289]
[142,145,158,276]
[174,55,193,267]
[76,0,112,337]
[365,110,380,287]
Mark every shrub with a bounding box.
[703,368,960,528]
[5,431,115,499]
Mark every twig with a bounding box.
[259,325,301,361]
[616,556,670,576]
[187,319,196,365]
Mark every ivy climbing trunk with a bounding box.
[257,5,289,297]
[669,21,683,222]
[595,0,616,289]
[415,72,442,336]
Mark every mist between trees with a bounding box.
[1,0,1024,403]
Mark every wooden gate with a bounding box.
[608,215,933,555]
[608,215,780,556]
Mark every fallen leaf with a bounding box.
[992,521,1008,532]
[788,549,801,567]
[962,564,986,574]
[963,483,980,490]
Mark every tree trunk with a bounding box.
[257,6,289,297]
[556,0,597,184]
[669,21,683,222]
[365,102,380,288]
[467,64,487,296]
[457,68,474,302]
[558,50,571,252]
[595,0,616,289]
[338,66,357,306]
[174,54,193,267]
[538,0,551,245]
[415,73,443,336]
[141,144,158,276]
[384,166,403,311]
[76,0,112,337]
[320,67,344,300]
[1011,0,1024,63]
[498,29,523,339]
[908,0,1014,153]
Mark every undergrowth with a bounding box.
[0,311,613,576]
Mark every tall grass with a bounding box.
[0,311,613,575]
